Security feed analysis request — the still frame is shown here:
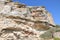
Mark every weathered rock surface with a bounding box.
[0,0,55,40]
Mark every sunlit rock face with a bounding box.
[0,0,55,40]
[0,0,12,2]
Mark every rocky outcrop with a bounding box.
[0,0,55,40]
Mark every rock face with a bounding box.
[0,0,55,40]
[53,32,60,38]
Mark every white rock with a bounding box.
[0,5,12,15]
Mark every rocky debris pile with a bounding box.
[0,0,55,40]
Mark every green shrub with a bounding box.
[40,28,56,39]
[54,38,60,40]
[40,31,53,39]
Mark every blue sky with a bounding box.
[13,0,60,25]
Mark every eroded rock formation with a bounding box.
[0,0,55,40]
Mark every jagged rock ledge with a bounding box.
[0,0,55,40]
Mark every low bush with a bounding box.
[54,37,60,40]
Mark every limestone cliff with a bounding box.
[0,0,55,40]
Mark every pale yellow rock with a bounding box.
[47,12,55,25]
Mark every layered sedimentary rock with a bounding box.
[0,0,55,40]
